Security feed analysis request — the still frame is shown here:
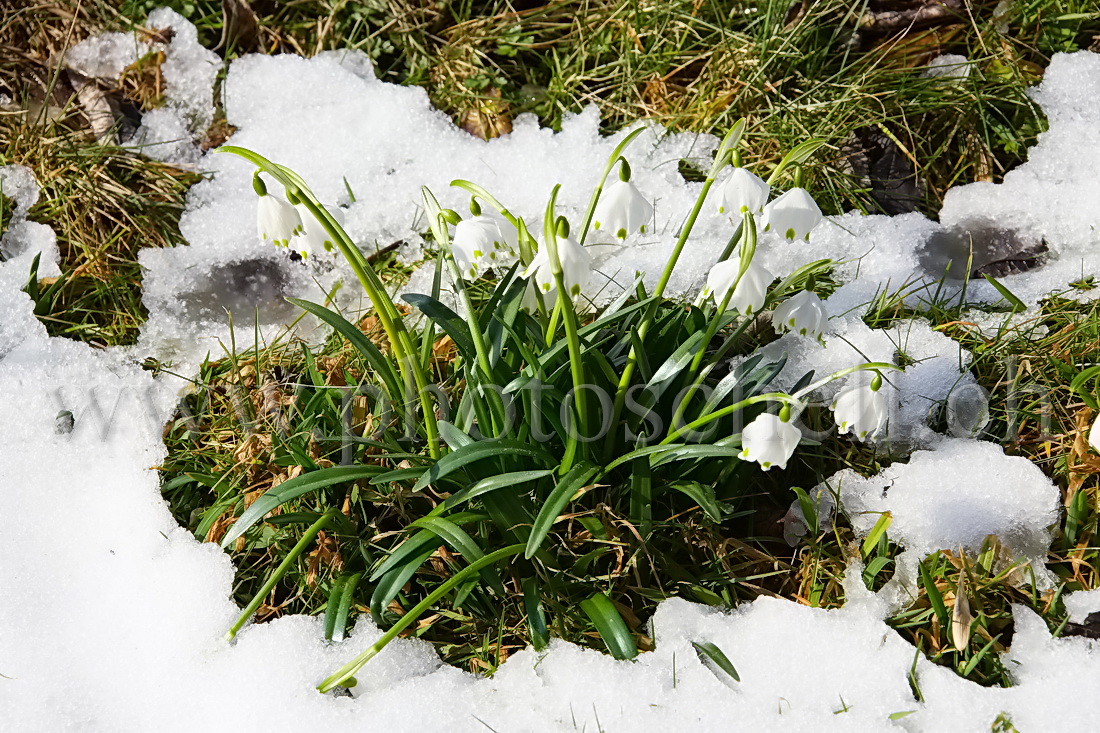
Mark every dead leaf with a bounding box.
[951,572,973,652]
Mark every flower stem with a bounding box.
[220,147,441,459]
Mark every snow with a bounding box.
[3,10,1100,731]
[815,439,1061,606]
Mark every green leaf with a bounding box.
[324,575,347,641]
[319,544,525,692]
[411,516,506,596]
[767,139,827,184]
[403,293,478,360]
[647,331,706,389]
[369,511,486,582]
[861,511,893,558]
[580,593,638,660]
[791,486,819,536]
[324,572,362,642]
[437,420,475,451]
[435,469,554,515]
[649,443,742,468]
[523,577,549,652]
[919,554,948,628]
[413,439,556,492]
[982,274,1027,313]
[692,641,740,682]
[221,465,387,548]
[525,461,601,559]
[667,481,725,522]
[288,298,402,400]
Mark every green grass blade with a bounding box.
[221,465,387,548]
[981,274,1027,313]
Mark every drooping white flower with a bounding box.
[762,187,822,242]
[773,290,828,338]
[718,168,770,216]
[707,258,775,315]
[291,203,345,260]
[487,209,519,254]
[831,381,888,441]
[523,232,592,301]
[1088,415,1100,453]
[594,179,653,240]
[452,215,509,279]
[739,412,801,471]
[257,192,302,247]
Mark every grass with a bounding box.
[3,1,1096,345]
[1,0,1099,696]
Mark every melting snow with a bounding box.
[1,10,1099,730]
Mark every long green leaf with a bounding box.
[525,461,600,559]
[435,469,554,515]
[580,593,638,660]
[221,465,386,548]
[287,298,402,400]
[523,577,550,652]
[667,481,725,522]
[227,510,338,640]
[413,439,556,492]
[319,544,525,692]
[369,511,486,582]
[411,515,506,595]
[402,292,478,359]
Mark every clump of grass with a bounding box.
[0,2,200,346]
[157,270,1100,686]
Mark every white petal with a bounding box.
[294,203,344,254]
[763,188,822,241]
[773,290,828,338]
[594,180,653,240]
[718,168,770,215]
[257,195,302,246]
[738,413,800,470]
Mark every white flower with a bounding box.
[594,179,653,240]
[486,210,519,253]
[257,193,302,247]
[523,233,592,301]
[773,290,828,338]
[739,413,801,471]
[707,258,774,314]
[831,382,888,441]
[763,187,822,242]
[292,203,345,260]
[1089,415,1100,453]
[452,215,509,279]
[718,168,770,216]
